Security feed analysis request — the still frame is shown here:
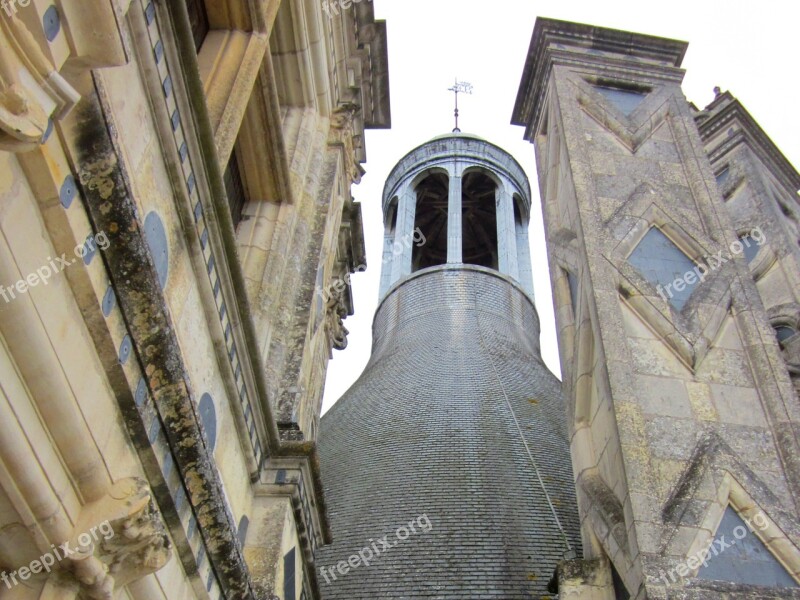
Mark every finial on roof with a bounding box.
[447,79,473,133]
[713,86,722,98]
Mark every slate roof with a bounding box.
[317,266,581,599]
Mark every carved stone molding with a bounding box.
[38,478,171,600]
[329,103,364,185]
[0,13,79,152]
[325,284,349,351]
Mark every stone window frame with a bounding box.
[194,0,280,223]
[686,473,800,586]
[736,226,775,281]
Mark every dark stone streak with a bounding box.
[72,96,259,599]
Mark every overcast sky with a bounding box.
[321,0,800,414]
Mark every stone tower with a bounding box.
[316,133,581,598]
[512,19,800,599]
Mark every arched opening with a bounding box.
[412,172,449,272]
[386,196,398,234]
[513,195,524,231]
[461,171,498,269]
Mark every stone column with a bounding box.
[496,179,519,279]
[447,164,462,263]
[379,226,395,297]
[391,183,416,282]
[516,214,535,297]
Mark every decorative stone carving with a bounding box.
[329,103,365,185]
[0,13,79,152]
[325,284,349,351]
[39,478,171,599]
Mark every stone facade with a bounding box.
[0,1,388,599]
[513,18,800,599]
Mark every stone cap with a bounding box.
[381,132,532,214]
[512,18,688,135]
[697,90,800,194]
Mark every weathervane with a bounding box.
[447,78,473,133]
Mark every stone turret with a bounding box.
[316,133,580,599]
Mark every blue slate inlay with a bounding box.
[148,414,161,444]
[206,571,214,592]
[198,393,217,450]
[187,173,195,195]
[60,175,77,209]
[41,118,54,143]
[740,235,760,263]
[715,167,730,187]
[234,363,241,380]
[187,515,197,540]
[224,323,232,342]
[276,469,286,485]
[102,285,116,317]
[179,141,188,163]
[775,326,796,345]
[153,40,163,64]
[207,255,215,275]
[219,302,226,320]
[697,506,799,588]
[162,76,172,98]
[174,486,187,512]
[201,228,209,250]
[135,377,148,407]
[144,211,169,289]
[171,109,180,131]
[594,85,646,117]
[196,542,205,567]
[214,278,221,297]
[43,5,60,42]
[237,516,249,546]
[145,1,155,24]
[119,335,132,364]
[81,234,97,265]
[228,344,235,360]
[162,452,174,480]
[194,201,203,222]
[629,228,696,311]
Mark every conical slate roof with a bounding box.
[317,266,581,599]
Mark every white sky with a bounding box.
[321,0,800,414]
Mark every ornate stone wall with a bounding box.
[513,18,800,600]
[0,1,389,598]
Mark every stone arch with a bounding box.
[461,170,498,269]
[412,170,449,272]
[385,195,399,231]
